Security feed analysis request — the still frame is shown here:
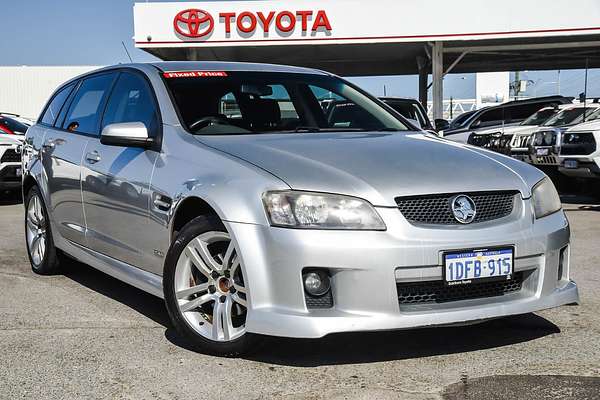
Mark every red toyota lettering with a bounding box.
[312,10,332,31]
[257,11,275,33]
[275,11,296,32]
[296,10,313,32]
[237,11,257,33]
[219,12,236,34]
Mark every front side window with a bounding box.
[62,73,115,135]
[40,82,76,126]
[102,72,158,136]
[165,71,408,135]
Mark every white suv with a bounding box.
[559,119,600,184]
[0,134,24,191]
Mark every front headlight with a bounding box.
[262,191,386,230]
[531,177,562,219]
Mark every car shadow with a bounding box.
[60,259,561,366]
[0,190,22,206]
[561,194,600,212]
[61,258,171,328]
[242,313,560,366]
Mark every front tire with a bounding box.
[163,216,258,356]
[25,186,62,275]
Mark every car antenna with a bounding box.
[121,41,133,63]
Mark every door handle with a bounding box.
[42,140,55,150]
[85,151,101,164]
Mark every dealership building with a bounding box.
[3,0,600,120]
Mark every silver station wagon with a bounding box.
[22,62,579,356]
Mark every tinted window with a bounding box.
[63,73,115,135]
[40,83,75,126]
[102,72,158,136]
[165,71,407,135]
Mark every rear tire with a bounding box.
[25,186,63,275]
[163,215,259,356]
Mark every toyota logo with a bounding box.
[173,9,214,38]
[451,195,477,224]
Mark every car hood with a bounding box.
[476,125,537,137]
[0,134,24,145]
[566,119,600,132]
[198,132,543,206]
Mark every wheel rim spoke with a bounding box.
[184,246,213,279]
[179,293,214,313]
[176,283,209,299]
[231,293,247,307]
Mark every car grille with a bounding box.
[397,272,524,305]
[561,132,596,156]
[532,155,559,165]
[395,191,517,225]
[1,149,21,163]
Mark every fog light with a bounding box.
[303,270,331,297]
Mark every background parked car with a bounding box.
[444,95,573,143]
[529,104,600,168]
[379,97,434,131]
[0,113,31,135]
[466,106,562,161]
[0,134,23,192]
[559,119,600,195]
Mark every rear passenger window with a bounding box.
[40,83,75,126]
[101,72,158,136]
[63,73,115,135]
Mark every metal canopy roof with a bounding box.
[142,34,600,77]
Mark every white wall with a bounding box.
[476,72,510,108]
[0,66,101,119]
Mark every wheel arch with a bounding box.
[170,196,221,242]
[22,173,38,199]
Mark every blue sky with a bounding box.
[2,0,599,100]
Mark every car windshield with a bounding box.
[542,108,594,127]
[164,71,408,135]
[520,108,558,126]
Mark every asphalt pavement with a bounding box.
[0,191,599,400]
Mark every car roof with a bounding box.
[150,61,328,76]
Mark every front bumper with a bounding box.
[559,159,600,179]
[0,163,22,189]
[226,201,579,338]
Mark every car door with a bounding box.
[41,73,116,246]
[81,70,160,269]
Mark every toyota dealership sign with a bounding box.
[135,0,600,48]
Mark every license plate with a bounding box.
[536,148,549,156]
[564,159,578,169]
[15,168,21,177]
[444,247,514,285]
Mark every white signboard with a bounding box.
[134,0,600,48]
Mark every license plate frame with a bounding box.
[564,159,579,169]
[442,246,514,286]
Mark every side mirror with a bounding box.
[434,119,450,131]
[100,122,154,148]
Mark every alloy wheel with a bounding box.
[25,193,47,266]
[174,231,248,342]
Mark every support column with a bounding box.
[417,56,429,108]
[432,41,444,121]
